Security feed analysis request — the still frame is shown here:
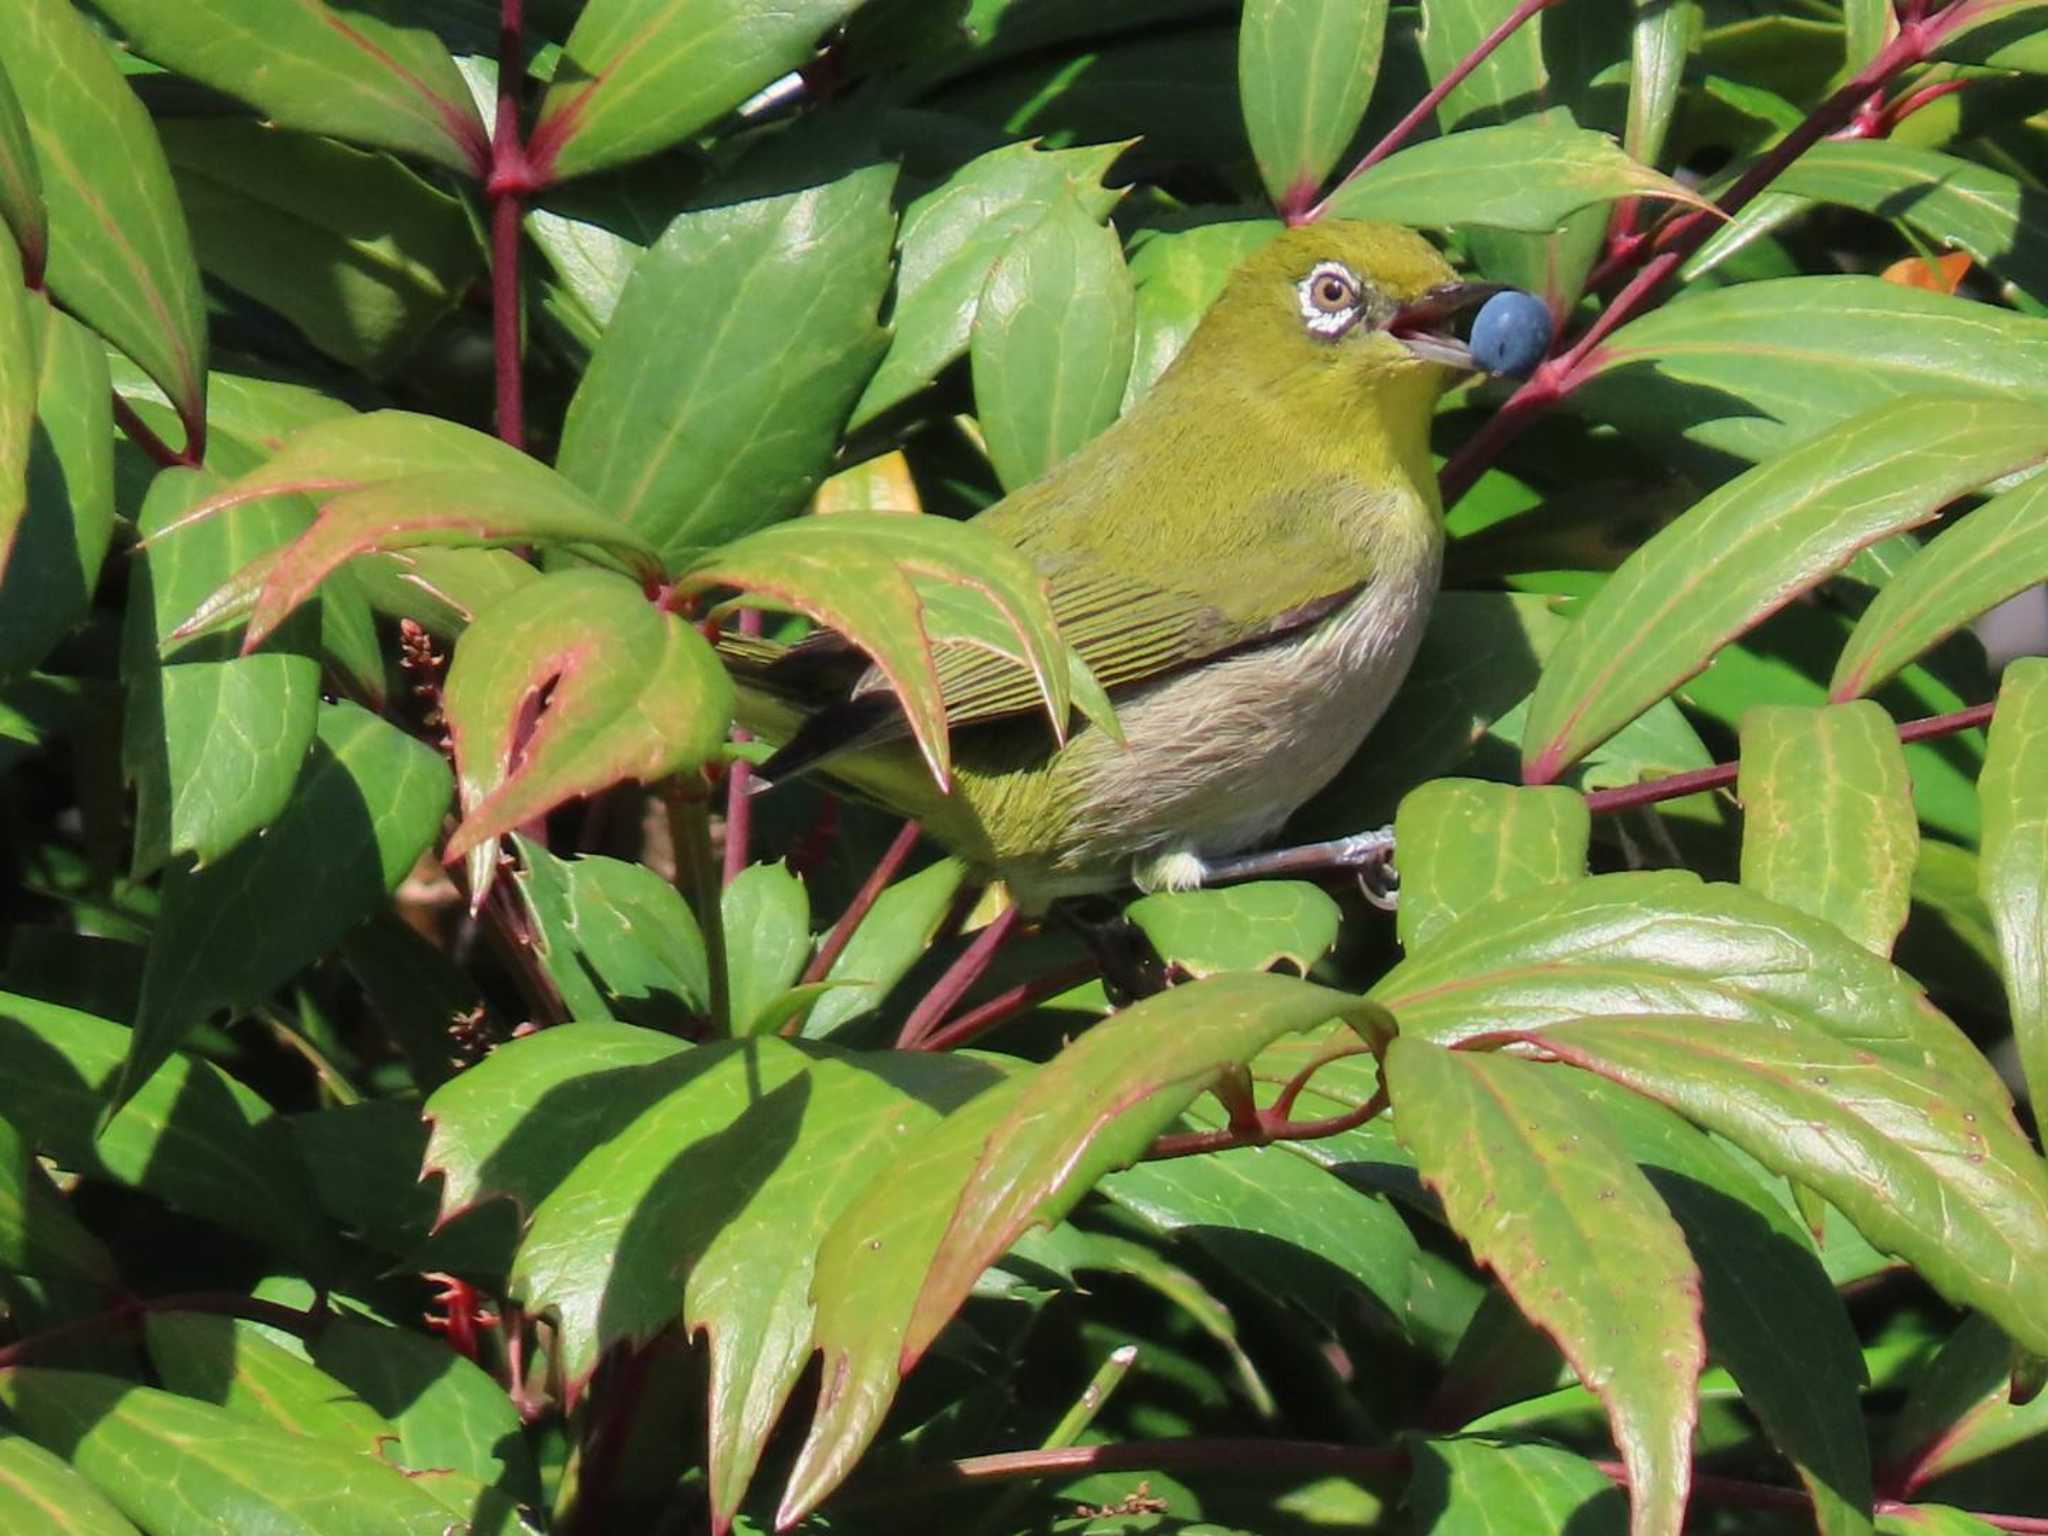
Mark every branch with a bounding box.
[111,392,196,469]
[488,0,530,452]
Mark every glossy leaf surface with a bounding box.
[1980,659,2048,1114]
[1394,779,1590,952]
[1239,0,1389,209]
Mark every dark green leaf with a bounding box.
[1394,780,1589,952]
[1404,1436,1627,1535]
[0,0,206,432]
[93,0,486,172]
[1126,882,1342,979]
[121,702,453,1114]
[1386,1041,1702,1536]
[556,162,896,564]
[0,1109,117,1290]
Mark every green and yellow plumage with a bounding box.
[730,220,1475,911]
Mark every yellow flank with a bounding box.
[732,221,1466,910]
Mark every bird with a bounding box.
[727,220,1544,915]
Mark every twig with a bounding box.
[111,393,194,470]
[487,0,530,452]
[896,902,1021,1049]
[1145,1087,1388,1163]
[801,819,923,986]
[1305,0,1563,224]
[916,957,1100,1052]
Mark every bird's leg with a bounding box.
[1183,827,1400,909]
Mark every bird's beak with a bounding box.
[1387,282,1507,371]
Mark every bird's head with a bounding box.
[1183,220,1545,412]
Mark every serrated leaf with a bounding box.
[0,992,331,1271]
[1833,474,2048,700]
[782,973,1385,1525]
[1239,0,1389,211]
[1980,659,2048,1115]
[159,119,483,377]
[442,569,732,867]
[122,466,320,878]
[531,0,868,183]
[674,513,1070,790]
[0,0,205,434]
[1386,1042,1702,1536]
[93,0,486,173]
[723,861,811,1035]
[1533,1015,2048,1358]
[970,188,1136,490]
[514,836,709,1029]
[1371,871,2012,1116]
[1523,397,2048,783]
[120,702,452,1115]
[557,160,896,565]
[424,1021,692,1219]
[1321,116,1705,233]
[852,139,1127,427]
[0,1370,467,1535]
[1739,703,1917,956]
[1393,780,1590,952]
[511,1037,999,1526]
[1125,882,1341,979]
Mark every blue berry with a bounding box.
[1470,290,1553,378]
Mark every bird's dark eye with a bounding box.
[1297,260,1364,336]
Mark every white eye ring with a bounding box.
[1298,261,1363,337]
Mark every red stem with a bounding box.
[1580,700,1994,817]
[1146,1087,1388,1162]
[800,819,923,987]
[916,958,1100,1052]
[1305,0,1562,224]
[489,0,529,452]
[111,393,196,470]
[1438,9,1968,505]
[896,903,1021,1049]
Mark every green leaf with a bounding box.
[970,188,1136,490]
[1416,0,1547,132]
[674,513,1071,791]
[1097,1134,1417,1335]
[158,119,483,378]
[0,992,332,1271]
[1535,1015,2048,1358]
[1393,780,1590,952]
[145,1312,391,1448]
[442,569,733,866]
[0,1433,139,1536]
[1238,0,1389,211]
[0,1371,470,1535]
[514,837,709,1029]
[1578,1079,1874,1536]
[1371,872,2012,1116]
[783,973,1384,1525]
[532,0,868,183]
[851,139,1127,428]
[556,161,896,565]
[1125,882,1342,979]
[121,702,453,1114]
[1404,1436,1627,1535]
[1878,1508,2006,1536]
[1386,1041,1702,1536]
[312,1317,543,1509]
[92,0,485,172]
[1761,141,2048,304]
[1574,277,2048,463]
[422,1021,691,1219]
[0,1109,116,1290]
[1523,397,2048,783]
[0,59,45,281]
[1625,0,1696,170]
[804,856,967,1037]
[0,0,206,433]
[1980,658,2048,1115]
[122,466,321,878]
[0,231,31,606]
[1884,1313,2047,1492]
[1123,219,1284,406]
[1833,474,2048,699]
[349,545,540,640]
[1321,117,1705,233]
[723,860,811,1035]
[1843,0,1895,69]
[1738,703,1917,956]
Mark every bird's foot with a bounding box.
[1173,828,1400,909]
